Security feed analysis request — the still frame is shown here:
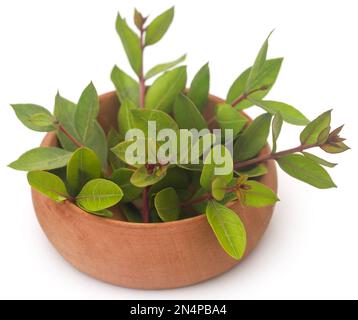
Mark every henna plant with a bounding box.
[8,7,349,260]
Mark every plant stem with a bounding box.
[57,123,84,148]
[230,86,269,107]
[234,142,319,169]
[181,193,213,208]
[142,186,150,223]
[139,26,146,109]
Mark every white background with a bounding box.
[0,0,357,300]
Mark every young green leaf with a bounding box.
[131,109,179,133]
[320,141,350,154]
[200,145,233,191]
[215,103,247,137]
[11,104,55,132]
[212,176,228,201]
[173,93,207,130]
[130,165,168,188]
[111,66,140,105]
[241,180,279,207]
[235,164,268,178]
[145,7,174,46]
[118,99,137,141]
[234,113,272,161]
[107,128,125,170]
[75,82,99,143]
[302,152,337,168]
[9,147,72,171]
[111,140,140,166]
[116,13,142,75]
[145,54,186,80]
[85,122,108,168]
[249,99,309,126]
[245,31,273,92]
[111,168,143,202]
[206,200,247,260]
[66,147,102,196]
[76,179,123,211]
[300,110,332,145]
[227,58,283,109]
[272,113,283,153]
[154,187,180,222]
[54,93,80,151]
[188,63,210,112]
[145,66,187,113]
[27,171,69,202]
[277,154,336,189]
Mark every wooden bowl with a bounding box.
[31,91,277,289]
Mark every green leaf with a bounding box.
[320,141,350,154]
[85,122,108,168]
[11,104,55,132]
[272,113,283,153]
[27,171,69,202]
[75,82,99,143]
[154,187,180,222]
[145,7,174,46]
[212,176,228,201]
[173,93,207,130]
[302,152,337,168]
[107,128,125,170]
[145,54,186,80]
[215,103,247,137]
[206,200,246,260]
[188,63,210,112]
[246,31,273,91]
[149,167,189,196]
[76,179,123,211]
[118,99,137,141]
[116,13,142,75]
[131,108,179,133]
[200,145,233,191]
[111,140,139,166]
[242,180,279,207]
[234,113,272,161]
[111,168,143,202]
[227,58,283,109]
[300,110,332,145]
[130,165,168,188]
[9,147,72,171]
[120,203,142,222]
[66,147,102,196]
[85,209,113,218]
[111,66,139,105]
[249,100,309,126]
[277,154,336,189]
[145,66,187,113]
[54,93,80,151]
[235,164,268,178]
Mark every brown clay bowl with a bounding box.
[31,91,277,289]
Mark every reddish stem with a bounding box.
[139,26,146,109]
[234,143,319,169]
[142,187,150,223]
[57,123,83,148]
[230,86,269,107]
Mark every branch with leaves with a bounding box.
[8,7,349,261]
